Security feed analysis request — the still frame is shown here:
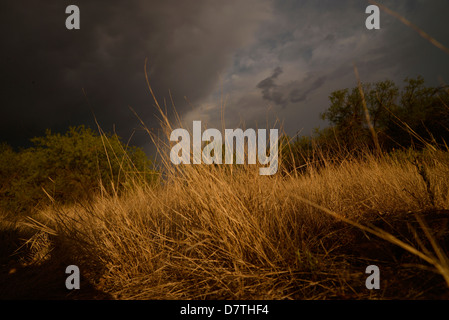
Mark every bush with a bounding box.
[0,126,156,216]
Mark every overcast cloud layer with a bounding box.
[1,0,449,153]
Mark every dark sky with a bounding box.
[2,0,449,154]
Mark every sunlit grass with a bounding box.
[14,119,447,299]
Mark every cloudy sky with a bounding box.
[2,0,449,153]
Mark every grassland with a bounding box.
[1,140,449,299]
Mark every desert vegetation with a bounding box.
[1,75,449,300]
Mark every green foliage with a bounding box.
[279,76,449,173]
[0,126,156,216]
[320,76,449,150]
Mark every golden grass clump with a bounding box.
[21,140,448,299]
[4,51,449,298]
[10,67,448,299]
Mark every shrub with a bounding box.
[0,126,156,216]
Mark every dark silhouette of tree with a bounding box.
[320,76,449,151]
[279,76,449,173]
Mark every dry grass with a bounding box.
[2,2,449,300]
[9,141,446,300]
[3,63,449,299]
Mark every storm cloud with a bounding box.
[190,0,449,135]
[257,66,288,107]
[289,76,327,103]
[0,0,270,148]
[257,68,326,107]
[1,0,449,152]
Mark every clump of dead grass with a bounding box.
[21,132,448,299]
